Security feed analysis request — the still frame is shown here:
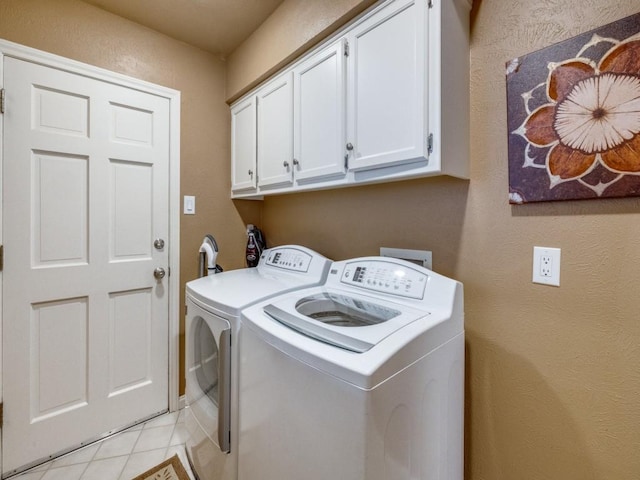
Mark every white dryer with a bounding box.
[239,257,464,480]
[184,246,331,480]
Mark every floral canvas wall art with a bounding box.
[506,13,640,204]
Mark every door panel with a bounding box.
[293,40,347,183]
[2,56,170,476]
[32,85,89,137]
[110,159,153,260]
[109,288,153,395]
[257,72,293,188]
[347,0,427,171]
[110,102,153,146]
[230,97,257,192]
[33,151,89,266]
[31,297,89,421]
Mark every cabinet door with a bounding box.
[231,97,257,192]
[257,72,294,188]
[293,40,347,183]
[347,0,427,171]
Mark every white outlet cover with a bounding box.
[532,246,561,286]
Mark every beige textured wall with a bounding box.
[225,0,377,101]
[0,0,261,395]
[228,0,640,478]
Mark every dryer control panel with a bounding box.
[263,247,313,272]
[340,260,428,299]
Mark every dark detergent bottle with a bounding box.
[246,224,265,267]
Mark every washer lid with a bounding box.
[263,289,428,353]
[186,245,331,317]
[187,269,310,317]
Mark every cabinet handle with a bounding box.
[283,160,290,168]
[346,142,354,151]
[293,159,300,166]
[248,169,253,177]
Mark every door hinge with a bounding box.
[0,88,5,114]
[427,133,434,155]
[0,245,3,271]
[0,402,3,429]
[344,40,350,57]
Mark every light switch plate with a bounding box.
[184,195,195,215]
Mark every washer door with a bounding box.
[186,298,231,453]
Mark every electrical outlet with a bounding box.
[533,246,561,286]
[540,254,553,277]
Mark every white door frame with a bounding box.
[0,39,181,462]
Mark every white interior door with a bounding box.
[1,56,171,476]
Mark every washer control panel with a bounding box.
[263,247,312,272]
[340,260,428,299]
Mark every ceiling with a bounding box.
[81,0,285,57]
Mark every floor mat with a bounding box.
[131,454,190,480]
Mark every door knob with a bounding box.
[154,267,166,279]
[154,238,165,250]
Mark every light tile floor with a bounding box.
[11,410,196,480]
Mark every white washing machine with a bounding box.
[238,257,464,480]
[184,246,331,480]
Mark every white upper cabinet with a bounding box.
[256,41,348,191]
[230,0,470,198]
[257,72,294,189]
[231,96,257,193]
[346,0,426,172]
[293,39,348,183]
